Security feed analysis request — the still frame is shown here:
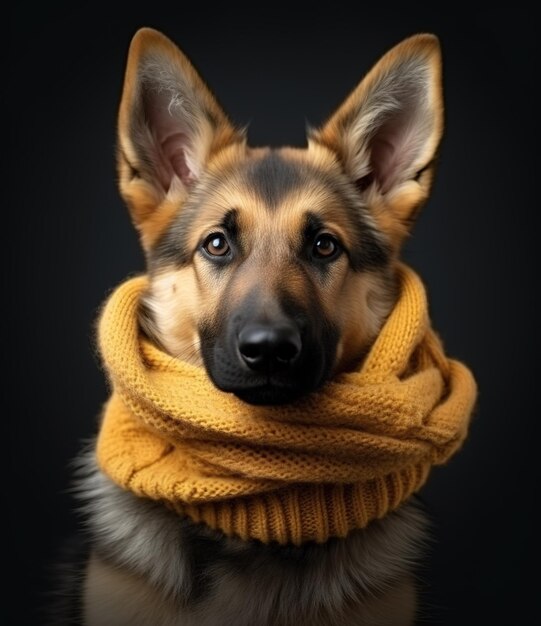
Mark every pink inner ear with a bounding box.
[144,89,197,192]
[367,104,428,195]
[370,137,396,194]
[161,133,194,186]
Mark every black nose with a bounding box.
[238,323,302,372]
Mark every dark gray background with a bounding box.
[8,6,537,624]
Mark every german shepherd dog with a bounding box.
[75,28,444,626]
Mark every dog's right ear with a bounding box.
[117,28,243,250]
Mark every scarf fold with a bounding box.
[96,265,476,545]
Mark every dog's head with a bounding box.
[117,28,443,405]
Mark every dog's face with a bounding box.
[117,29,443,404]
[141,146,394,405]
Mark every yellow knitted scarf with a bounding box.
[96,265,476,545]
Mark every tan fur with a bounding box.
[84,551,416,626]
[84,552,181,626]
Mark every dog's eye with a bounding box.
[313,234,340,260]
[203,233,230,257]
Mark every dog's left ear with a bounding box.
[310,34,443,245]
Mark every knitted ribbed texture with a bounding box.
[96,265,476,545]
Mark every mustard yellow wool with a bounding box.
[96,265,477,545]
